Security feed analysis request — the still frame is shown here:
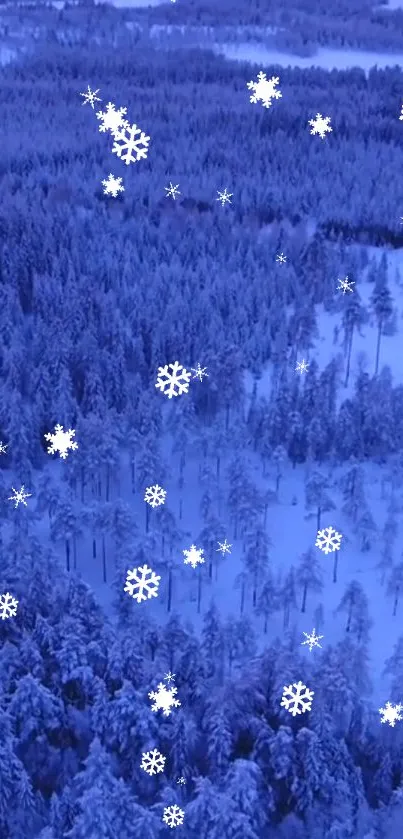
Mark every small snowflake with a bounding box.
[216,188,232,206]
[155,361,191,398]
[102,174,124,198]
[301,628,323,652]
[96,102,128,133]
[177,777,186,785]
[80,85,101,109]
[399,104,403,121]
[124,565,161,603]
[379,701,403,727]
[112,122,150,165]
[163,805,185,829]
[337,276,355,294]
[144,484,167,508]
[149,682,181,717]
[165,182,181,200]
[281,681,314,716]
[0,592,18,620]
[276,252,287,264]
[0,441,8,455]
[191,363,208,382]
[8,486,32,508]
[216,539,232,555]
[296,359,309,374]
[247,72,282,109]
[315,526,343,555]
[164,671,176,684]
[308,113,332,139]
[183,544,205,569]
[44,424,78,459]
[141,749,166,776]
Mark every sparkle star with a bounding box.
[301,628,323,652]
[0,441,8,455]
[164,671,176,684]
[216,188,232,206]
[80,85,101,109]
[165,182,181,200]
[337,276,354,294]
[8,486,32,508]
[295,359,309,374]
[191,363,208,382]
[216,539,232,555]
[276,252,287,264]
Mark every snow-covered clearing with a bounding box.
[216,41,403,74]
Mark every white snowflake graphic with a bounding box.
[308,113,332,139]
[80,85,101,109]
[164,671,176,684]
[177,777,186,785]
[163,805,185,829]
[149,682,181,717]
[183,544,205,569]
[0,441,8,455]
[281,681,314,716]
[191,363,208,382]
[216,539,232,555]
[140,749,166,776]
[379,701,403,727]
[44,424,78,460]
[155,361,191,398]
[399,104,403,121]
[124,565,161,603]
[216,188,232,206]
[337,276,355,294]
[315,526,343,555]
[165,182,181,200]
[96,102,128,134]
[102,174,124,198]
[144,484,167,508]
[247,72,282,109]
[276,252,287,264]
[0,592,18,620]
[301,628,323,652]
[296,359,309,374]
[8,486,32,508]
[112,122,150,165]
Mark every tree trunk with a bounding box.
[102,535,107,583]
[393,588,399,617]
[333,553,339,583]
[240,580,245,615]
[145,504,150,533]
[301,582,307,613]
[167,569,172,613]
[344,329,353,388]
[106,466,110,501]
[197,574,202,614]
[65,539,70,572]
[375,321,382,376]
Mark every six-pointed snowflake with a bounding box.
[308,113,332,139]
[0,441,8,455]
[177,777,186,785]
[165,182,181,200]
[155,361,191,398]
[141,749,166,775]
[379,701,403,727]
[0,592,18,620]
[183,544,205,569]
[216,539,232,555]
[296,359,309,374]
[276,252,287,264]
[163,805,185,829]
[149,682,181,716]
[281,681,314,716]
[112,122,150,165]
[247,72,282,108]
[216,188,232,206]
[80,85,101,109]
[164,671,176,684]
[301,628,323,652]
[8,486,32,508]
[399,104,403,121]
[191,363,208,382]
[315,526,343,555]
[44,424,78,459]
[144,484,167,508]
[102,174,124,198]
[124,565,161,603]
[96,102,128,134]
[337,276,355,294]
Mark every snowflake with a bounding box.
[8,486,32,508]
[164,671,176,684]
[140,749,166,776]
[44,424,78,459]
[124,565,161,603]
[149,682,181,716]
[0,441,8,455]
[315,526,343,555]
[0,592,18,620]
[276,252,287,263]
[281,681,314,716]
[163,805,185,829]
[155,361,191,398]
[379,701,403,727]
[165,182,181,200]
[337,276,355,294]
[96,102,128,134]
[80,85,101,109]
[301,628,323,652]
[102,174,124,198]
[177,777,186,785]
[399,104,403,121]
[191,363,208,382]
[308,113,332,139]
[247,72,282,108]
[144,484,167,508]
[295,359,309,374]
[216,188,232,206]
[112,122,150,165]
[216,539,232,555]
[183,544,205,569]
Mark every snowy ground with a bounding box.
[215,41,403,74]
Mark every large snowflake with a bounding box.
[124,565,161,603]
[281,681,314,716]
[247,72,282,108]
[141,749,166,776]
[183,544,205,569]
[144,484,167,508]
[315,526,343,555]
[379,701,403,727]
[44,424,78,459]
[112,122,150,165]
[0,592,18,620]
[163,805,185,829]
[149,682,181,716]
[155,361,191,398]
[96,102,128,133]
[308,113,332,139]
